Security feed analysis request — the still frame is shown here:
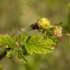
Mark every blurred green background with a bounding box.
[0,0,70,70]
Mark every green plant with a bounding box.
[0,4,70,64]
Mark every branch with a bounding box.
[12,23,39,37]
[0,17,62,60]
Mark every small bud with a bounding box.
[37,17,50,29]
[2,33,8,36]
[53,26,62,37]
[15,42,19,48]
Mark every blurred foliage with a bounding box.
[0,0,70,70]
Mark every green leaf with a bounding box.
[24,34,57,54]
[46,36,58,46]
[18,34,31,55]
[18,34,30,46]
[0,34,16,48]
[18,34,57,55]
[6,50,12,59]
[16,47,27,63]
